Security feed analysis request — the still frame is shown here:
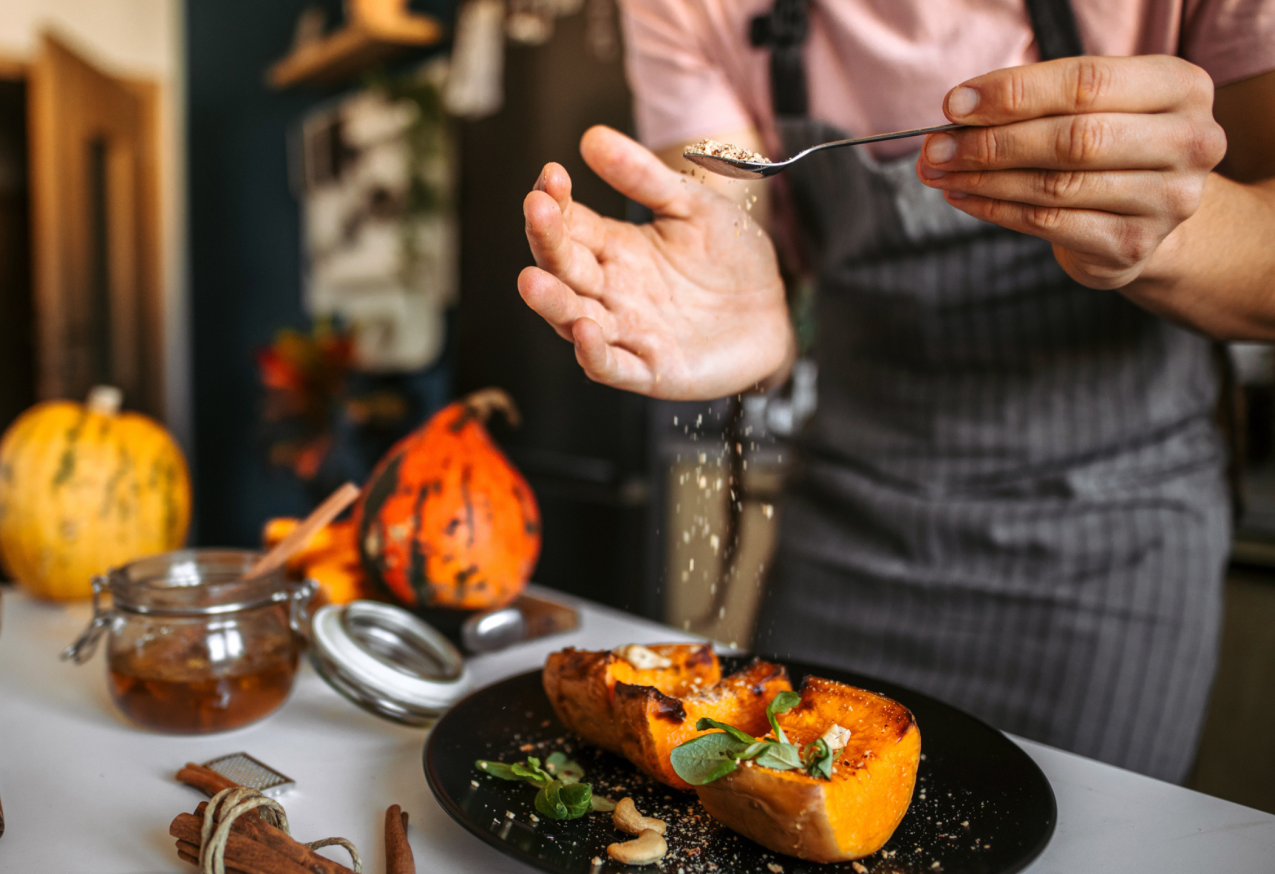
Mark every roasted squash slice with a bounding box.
[693,676,921,863]
[543,644,721,756]
[614,658,792,789]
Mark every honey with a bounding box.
[65,549,314,734]
[108,646,298,734]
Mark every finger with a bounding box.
[921,111,1221,173]
[579,125,693,219]
[572,317,655,394]
[943,55,1213,126]
[518,266,594,341]
[523,190,606,296]
[535,162,607,256]
[918,162,1198,218]
[940,191,1160,286]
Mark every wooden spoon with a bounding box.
[244,482,361,581]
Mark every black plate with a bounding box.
[425,658,1056,874]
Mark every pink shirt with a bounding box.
[620,0,1275,159]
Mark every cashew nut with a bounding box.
[613,797,667,836]
[607,829,668,866]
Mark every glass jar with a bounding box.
[64,550,314,734]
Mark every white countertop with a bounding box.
[1,585,1272,873]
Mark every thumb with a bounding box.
[579,125,691,219]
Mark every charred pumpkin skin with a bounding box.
[694,676,921,863]
[0,395,191,600]
[543,644,721,757]
[355,388,541,610]
[614,659,792,789]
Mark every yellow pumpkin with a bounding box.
[0,386,191,600]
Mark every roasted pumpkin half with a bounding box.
[691,676,921,863]
[613,657,792,790]
[543,644,722,756]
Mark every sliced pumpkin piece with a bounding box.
[693,676,921,863]
[543,644,721,756]
[614,658,792,789]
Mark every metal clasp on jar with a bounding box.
[62,575,114,664]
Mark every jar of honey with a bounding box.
[64,550,314,734]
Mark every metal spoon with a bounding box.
[683,122,969,180]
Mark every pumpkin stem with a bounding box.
[462,388,521,428]
[86,385,123,417]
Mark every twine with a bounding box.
[200,787,362,874]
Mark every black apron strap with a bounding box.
[1023,0,1085,61]
[750,0,810,117]
[753,0,1085,119]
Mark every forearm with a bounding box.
[1124,173,1275,340]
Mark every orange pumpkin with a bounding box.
[693,676,921,862]
[355,388,541,610]
[262,517,373,605]
[0,386,191,600]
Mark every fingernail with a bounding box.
[919,162,947,181]
[947,86,980,118]
[926,133,958,165]
[946,190,968,200]
[535,172,547,192]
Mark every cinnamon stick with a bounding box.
[176,839,253,874]
[385,804,415,874]
[177,762,240,797]
[170,812,315,874]
[185,806,355,874]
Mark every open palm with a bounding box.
[519,126,792,400]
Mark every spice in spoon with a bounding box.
[684,139,771,165]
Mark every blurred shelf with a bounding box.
[268,9,444,88]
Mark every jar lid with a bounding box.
[308,601,470,726]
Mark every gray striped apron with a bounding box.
[750,0,1230,783]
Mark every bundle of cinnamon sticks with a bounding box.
[173,762,415,874]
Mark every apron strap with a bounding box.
[753,0,1086,119]
[1023,0,1085,62]
[750,0,810,117]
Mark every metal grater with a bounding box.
[202,753,295,797]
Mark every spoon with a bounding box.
[244,481,361,581]
[683,122,969,180]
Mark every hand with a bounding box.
[519,126,792,399]
[917,55,1228,290]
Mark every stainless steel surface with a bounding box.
[461,593,580,654]
[461,607,526,654]
[684,122,969,179]
[307,601,469,726]
[202,752,295,797]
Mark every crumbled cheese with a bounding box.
[820,723,852,752]
[613,644,673,670]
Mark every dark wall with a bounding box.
[0,79,33,435]
[186,0,335,544]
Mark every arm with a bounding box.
[916,58,1275,340]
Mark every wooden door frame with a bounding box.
[26,32,165,418]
